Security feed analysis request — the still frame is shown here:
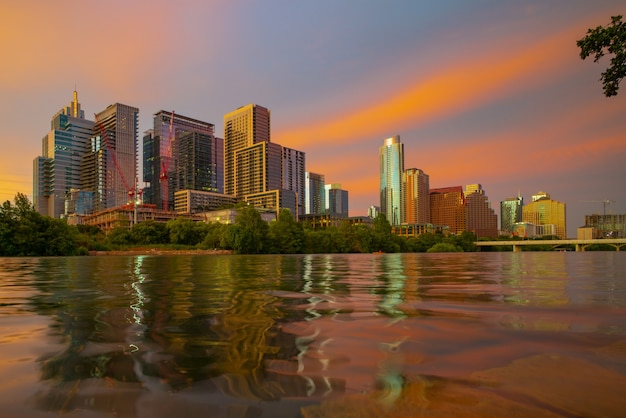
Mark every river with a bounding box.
[1,252,625,417]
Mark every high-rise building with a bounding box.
[84,103,139,211]
[430,186,466,234]
[223,104,305,217]
[380,135,404,225]
[224,104,270,196]
[500,194,523,234]
[282,147,306,216]
[33,91,94,217]
[305,172,326,215]
[465,184,498,238]
[174,131,223,195]
[325,183,348,217]
[522,191,567,238]
[144,111,216,210]
[403,168,430,224]
[234,141,283,197]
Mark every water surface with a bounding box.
[1,252,625,417]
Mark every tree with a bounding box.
[166,218,207,246]
[131,220,169,245]
[227,205,269,254]
[267,208,304,254]
[577,15,626,97]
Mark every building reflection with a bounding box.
[24,252,613,416]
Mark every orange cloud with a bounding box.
[274,23,582,150]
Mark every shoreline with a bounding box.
[88,249,233,256]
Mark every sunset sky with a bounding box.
[1,0,625,237]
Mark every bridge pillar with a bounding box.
[576,244,583,252]
[513,244,522,252]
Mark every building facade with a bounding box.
[174,189,239,214]
[84,103,139,211]
[325,183,349,217]
[403,168,430,224]
[223,104,270,196]
[282,147,306,216]
[522,191,567,238]
[500,194,524,234]
[33,91,94,218]
[234,141,283,197]
[174,131,223,195]
[379,135,404,225]
[583,213,626,238]
[305,172,326,215]
[430,186,466,235]
[144,110,216,210]
[464,184,498,238]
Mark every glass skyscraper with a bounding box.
[305,172,326,215]
[33,91,94,218]
[500,194,523,234]
[379,135,404,225]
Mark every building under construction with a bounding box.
[68,204,203,234]
[584,214,626,238]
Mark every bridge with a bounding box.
[475,238,626,252]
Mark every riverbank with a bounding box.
[88,248,232,256]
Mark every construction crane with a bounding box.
[581,199,616,216]
[159,111,175,211]
[94,113,140,206]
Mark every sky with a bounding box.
[1,0,625,238]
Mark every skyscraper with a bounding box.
[234,141,283,197]
[380,135,404,225]
[84,103,139,211]
[144,110,216,210]
[223,104,305,217]
[522,191,567,238]
[430,186,466,234]
[282,147,306,216]
[305,172,326,215]
[224,104,270,196]
[465,184,498,238]
[500,194,523,234]
[403,168,430,224]
[174,131,223,194]
[325,183,349,217]
[33,90,94,217]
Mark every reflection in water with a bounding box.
[0,253,625,417]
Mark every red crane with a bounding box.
[159,111,175,211]
[94,113,140,206]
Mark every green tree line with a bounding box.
[1,194,479,256]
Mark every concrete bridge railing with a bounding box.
[475,238,626,252]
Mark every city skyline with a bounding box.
[2,1,626,238]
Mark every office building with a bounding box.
[522,191,567,238]
[380,135,404,225]
[305,172,326,215]
[223,104,305,216]
[403,168,430,224]
[465,184,498,238]
[33,90,94,218]
[144,111,216,210]
[224,104,270,196]
[326,183,349,217]
[282,147,306,216]
[234,141,283,197]
[501,194,523,234]
[83,103,139,211]
[174,189,238,214]
[430,186,466,234]
[368,205,381,219]
[174,131,223,195]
